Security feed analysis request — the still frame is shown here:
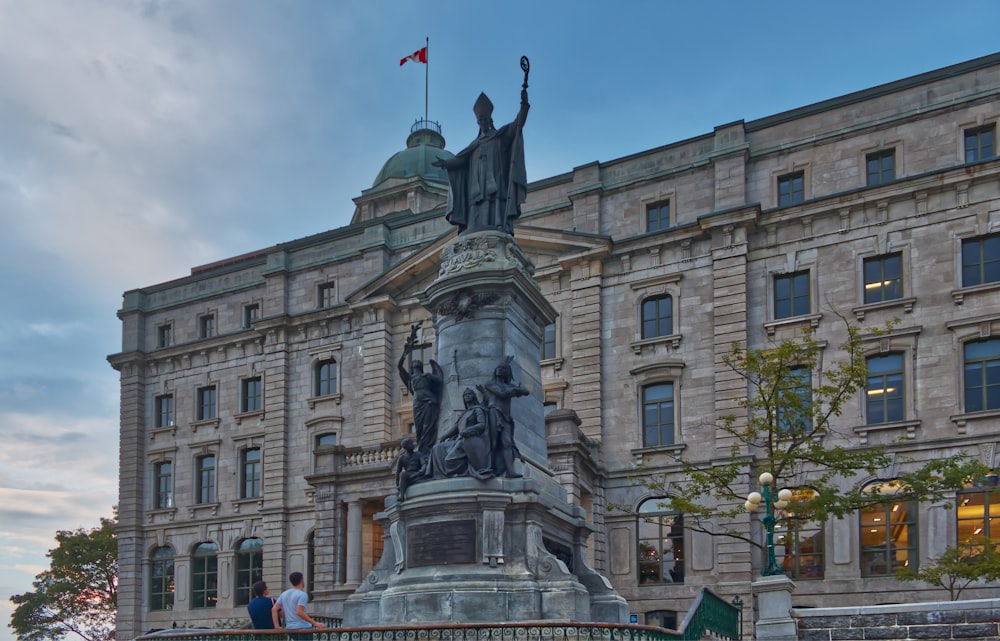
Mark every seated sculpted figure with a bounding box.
[429,388,494,480]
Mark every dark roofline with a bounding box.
[746,51,1000,132]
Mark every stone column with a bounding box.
[345,500,363,585]
[752,574,797,641]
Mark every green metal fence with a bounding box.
[135,589,740,641]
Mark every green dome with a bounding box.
[372,121,453,188]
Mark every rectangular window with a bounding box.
[642,383,675,447]
[198,314,215,339]
[641,295,673,339]
[154,394,174,428]
[317,282,336,308]
[961,233,1000,287]
[241,448,262,500]
[957,488,1000,545]
[154,461,173,509]
[866,149,895,186]
[646,199,670,233]
[196,455,216,504]
[242,303,260,328]
[777,366,812,433]
[965,124,996,163]
[241,377,262,413]
[191,543,218,608]
[774,271,810,319]
[860,482,916,577]
[964,339,1000,413]
[542,323,556,360]
[196,386,217,421]
[150,547,175,611]
[157,324,172,349]
[777,171,804,207]
[866,353,904,424]
[863,253,903,304]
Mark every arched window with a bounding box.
[859,481,917,577]
[776,488,824,579]
[637,498,684,584]
[235,538,263,606]
[191,542,219,608]
[641,295,673,339]
[315,359,338,397]
[150,546,175,611]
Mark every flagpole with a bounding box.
[424,36,429,125]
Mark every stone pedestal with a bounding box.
[342,231,628,625]
[752,574,797,641]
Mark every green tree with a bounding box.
[632,324,985,548]
[10,512,117,641]
[898,537,1000,600]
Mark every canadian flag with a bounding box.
[400,46,427,66]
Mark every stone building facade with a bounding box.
[110,54,1000,639]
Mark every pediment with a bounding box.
[345,224,611,306]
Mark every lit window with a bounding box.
[866,149,895,186]
[964,338,1000,412]
[198,314,215,339]
[157,324,172,349]
[866,353,904,424]
[777,171,804,207]
[242,303,260,328]
[637,498,684,584]
[196,386,217,421]
[863,253,902,304]
[315,359,337,397]
[961,233,1000,288]
[859,481,917,577]
[196,455,216,504]
[191,542,218,608]
[317,282,336,308]
[154,394,174,428]
[542,323,556,360]
[241,448,261,500]
[234,538,263,606]
[774,271,810,319]
[642,383,675,447]
[965,124,996,163]
[777,488,824,579]
[150,546,175,611]
[646,199,670,233]
[641,295,673,339]
[242,377,262,413]
[777,366,812,433]
[153,461,173,509]
[956,484,1000,545]
[645,611,678,630]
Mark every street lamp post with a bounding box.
[745,472,793,577]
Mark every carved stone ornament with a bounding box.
[439,236,499,275]
[437,231,536,279]
[436,289,501,321]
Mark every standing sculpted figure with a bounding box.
[481,356,529,478]
[434,58,530,236]
[397,322,443,466]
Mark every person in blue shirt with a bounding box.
[272,572,325,630]
[246,581,275,629]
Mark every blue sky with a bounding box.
[0,1,997,638]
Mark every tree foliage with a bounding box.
[897,537,1000,600]
[632,323,987,546]
[10,512,117,641]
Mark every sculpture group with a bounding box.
[396,323,529,501]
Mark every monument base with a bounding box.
[342,470,627,625]
[752,574,797,641]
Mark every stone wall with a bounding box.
[794,599,1000,641]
